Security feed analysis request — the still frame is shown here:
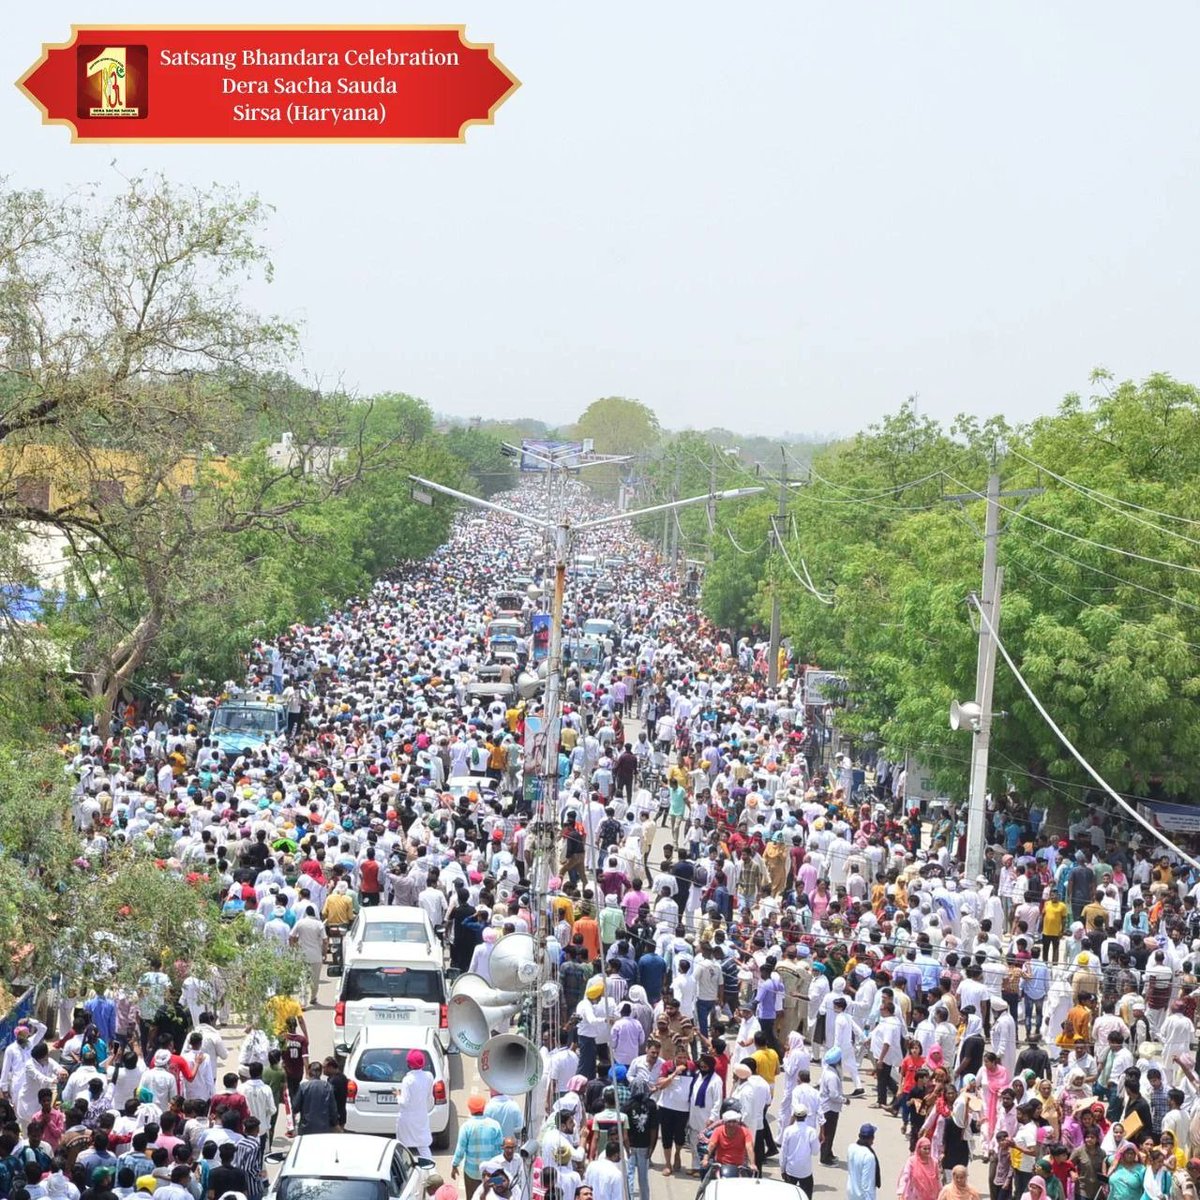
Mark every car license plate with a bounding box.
[370,1007,414,1019]
[375,1092,397,1105]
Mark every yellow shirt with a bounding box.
[1042,899,1068,937]
[750,1047,780,1084]
[323,892,354,925]
[265,995,304,1037]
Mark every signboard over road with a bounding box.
[803,669,847,707]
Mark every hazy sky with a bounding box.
[7,3,1200,436]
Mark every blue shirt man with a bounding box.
[636,951,667,1003]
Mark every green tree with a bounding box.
[573,397,660,456]
[441,425,518,498]
[747,378,1200,805]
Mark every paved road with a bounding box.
[239,719,991,1200]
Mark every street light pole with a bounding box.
[540,520,568,872]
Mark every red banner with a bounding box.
[17,25,519,142]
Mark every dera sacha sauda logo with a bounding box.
[77,45,148,117]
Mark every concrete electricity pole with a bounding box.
[965,472,1002,880]
[767,450,788,689]
[945,469,1042,879]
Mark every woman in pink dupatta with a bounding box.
[896,1137,941,1200]
[981,1050,1010,1141]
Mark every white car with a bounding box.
[700,1177,808,1200]
[340,906,438,961]
[265,1132,432,1200]
[342,1026,451,1146]
[334,946,449,1052]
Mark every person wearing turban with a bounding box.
[394,1049,435,1159]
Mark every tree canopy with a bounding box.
[699,377,1200,808]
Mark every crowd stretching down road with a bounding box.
[14,477,1200,1200]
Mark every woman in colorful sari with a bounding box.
[897,1137,941,1200]
[764,832,789,897]
[982,1051,1011,1142]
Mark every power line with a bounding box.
[773,533,834,605]
[805,463,947,502]
[1013,450,1200,551]
[1010,449,1200,531]
[1000,525,1200,614]
[1005,562,1200,652]
[724,528,767,556]
[972,595,1200,873]
[943,474,1200,580]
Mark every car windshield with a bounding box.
[358,922,428,945]
[343,967,444,1003]
[354,1049,436,1083]
[212,707,281,734]
[276,1180,386,1200]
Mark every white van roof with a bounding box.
[342,943,444,971]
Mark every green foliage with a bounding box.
[217,920,309,1029]
[53,852,218,991]
[704,380,1200,804]
[572,397,661,499]
[439,425,517,499]
[0,745,76,964]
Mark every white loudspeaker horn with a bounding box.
[949,699,982,732]
[450,972,521,1005]
[479,1033,543,1095]
[489,933,544,991]
[446,984,520,1060]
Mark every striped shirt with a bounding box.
[451,1116,504,1178]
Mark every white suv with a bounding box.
[266,1133,431,1200]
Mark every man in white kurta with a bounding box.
[394,1050,435,1159]
[990,995,1019,1078]
[831,998,864,1094]
[1159,1003,1195,1085]
[847,1124,880,1200]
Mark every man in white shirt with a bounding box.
[780,1106,820,1193]
[869,1001,905,1109]
[583,1142,624,1200]
[289,906,328,1007]
[0,1020,46,1099]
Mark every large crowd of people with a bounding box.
[7,478,1200,1200]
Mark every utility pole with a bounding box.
[945,469,1042,879]
[966,471,1003,880]
[706,448,718,562]
[669,457,681,575]
[767,448,787,689]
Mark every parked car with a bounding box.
[265,1133,432,1200]
[342,1026,451,1146]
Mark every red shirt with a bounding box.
[900,1053,925,1093]
[708,1123,752,1166]
[359,859,381,895]
[209,1091,251,1124]
[712,1051,730,1083]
